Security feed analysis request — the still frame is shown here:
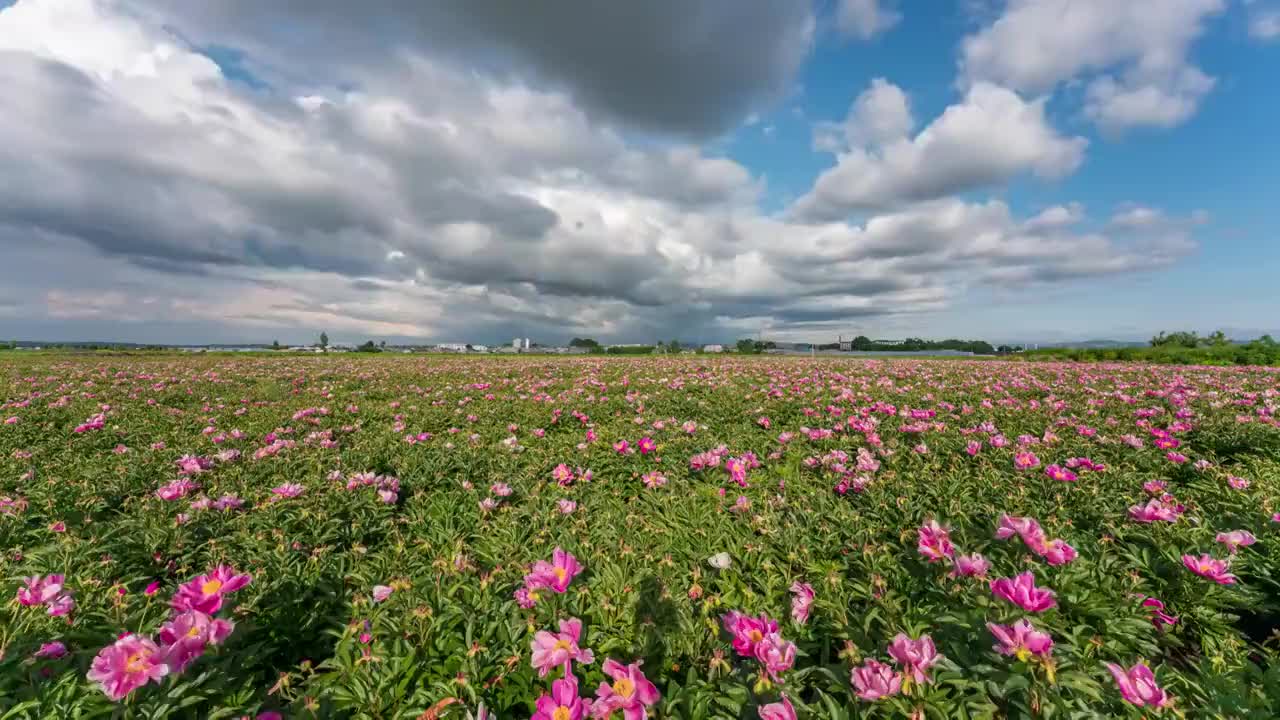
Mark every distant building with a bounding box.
[523,338,531,350]
[513,338,521,350]
[437,343,468,352]
[874,339,905,346]
[702,344,724,353]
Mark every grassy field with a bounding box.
[2,353,1279,719]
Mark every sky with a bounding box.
[0,0,1277,346]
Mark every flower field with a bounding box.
[3,354,1280,719]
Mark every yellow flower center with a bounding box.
[1015,648,1031,662]
[554,568,567,582]
[748,630,763,643]
[552,707,571,720]
[187,625,202,638]
[554,639,572,651]
[613,677,636,699]
[124,652,149,673]
[201,579,223,595]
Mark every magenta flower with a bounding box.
[721,611,779,658]
[789,581,815,625]
[533,675,587,720]
[753,632,797,681]
[372,585,394,602]
[613,440,630,454]
[851,658,902,701]
[1013,451,1040,470]
[1128,499,1182,523]
[552,464,575,485]
[87,634,170,701]
[558,499,578,514]
[637,437,656,455]
[987,620,1053,660]
[16,574,75,616]
[995,514,1046,547]
[171,565,252,614]
[951,553,991,578]
[887,633,940,685]
[34,641,68,660]
[1106,662,1169,708]
[1182,554,1237,584]
[531,618,595,677]
[157,610,234,673]
[1215,530,1257,553]
[641,471,668,489]
[270,482,305,499]
[916,520,955,562]
[990,572,1057,612]
[1040,539,1078,566]
[591,659,660,719]
[757,695,797,720]
[1142,598,1178,629]
[526,547,583,593]
[1044,464,1077,482]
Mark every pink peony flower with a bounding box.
[558,499,578,514]
[789,581,815,625]
[721,611,779,658]
[851,658,902,701]
[171,565,252,614]
[1106,662,1169,708]
[1182,554,1237,584]
[270,483,305,499]
[753,632,797,681]
[987,619,1053,660]
[916,520,955,562]
[35,641,68,660]
[87,634,170,701]
[1044,464,1077,482]
[757,695,797,720]
[156,610,234,673]
[1128,499,1182,523]
[637,437,656,455]
[990,572,1057,612]
[552,464,575,486]
[1013,451,1040,470]
[531,618,595,677]
[1142,598,1178,629]
[533,675,587,720]
[591,659,660,720]
[887,633,940,685]
[1215,530,1257,553]
[951,553,991,578]
[16,574,75,616]
[372,585,394,602]
[526,547,583,593]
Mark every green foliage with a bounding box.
[1022,335,1280,366]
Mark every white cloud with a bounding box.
[794,81,1086,219]
[1250,8,1280,40]
[836,0,901,39]
[960,0,1226,131]
[0,0,1200,344]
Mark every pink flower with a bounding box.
[916,520,955,562]
[721,611,778,658]
[1227,475,1250,490]
[641,471,667,489]
[754,632,797,681]
[1128,499,1182,523]
[558,499,578,514]
[1040,539,1078,566]
[1106,662,1169,708]
[1182,554,1237,584]
[965,440,982,456]
[1013,451,1040,470]
[887,633,940,685]
[372,585,394,602]
[1215,530,1257,553]
[87,634,170,701]
[757,695,797,720]
[526,547,583,593]
[637,437,656,455]
[1044,464,1077,482]
[514,586,539,609]
[533,675,587,720]
[171,565,252,614]
[987,620,1053,660]
[1142,598,1178,629]
[3,416,17,425]
[531,618,595,677]
[16,574,75,616]
[270,483,305,499]
[990,572,1057,612]
[156,479,199,501]
[144,581,161,596]
[156,610,234,673]
[789,581,815,625]
[995,514,1046,548]
[951,553,991,578]
[851,658,902,701]
[34,641,68,660]
[552,464,575,486]
[613,440,630,454]
[591,659,660,719]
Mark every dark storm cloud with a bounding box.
[136,0,815,138]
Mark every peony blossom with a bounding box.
[887,633,940,685]
[951,553,991,578]
[87,634,170,701]
[372,585,394,602]
[917,520,955,562]
[757,695,797,720]
[591,659,659,720]
[1106,662,1169,708]
[851,658,902,701]
[533,675,588,720]
[721,611,778,658]
[990,572,1057,612]
[531,618,594,677]
[1215,530,1257,554]
[987,620,1053,660]
[753,632,797,681]
[156,610,234,673]
[1142,598,1178,629]
[17,574,75,616]
[1182,554,1237,585]
[171,565,252,614]
[526,547,583,593]
[789,581,815,625]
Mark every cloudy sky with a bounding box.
[1,0,1277,346]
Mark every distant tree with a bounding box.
[655,341,666,353]
[669,339,681,351]
[380,340,387,349]
[319,331,329,351]
[356,340,381,353]
[735,339,759,354]
[271,339,281,351]
[1258,334,1276,345]
[569,338,600,348]
[852,335,872,350]
[465,343,473,351]
[1207,330,1229,346]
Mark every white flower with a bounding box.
[707,552,732,570]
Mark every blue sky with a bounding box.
[0,0,1277,345]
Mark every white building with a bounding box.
[702,344,724,353]
[523,337,531,350]
[513,338,521,350]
